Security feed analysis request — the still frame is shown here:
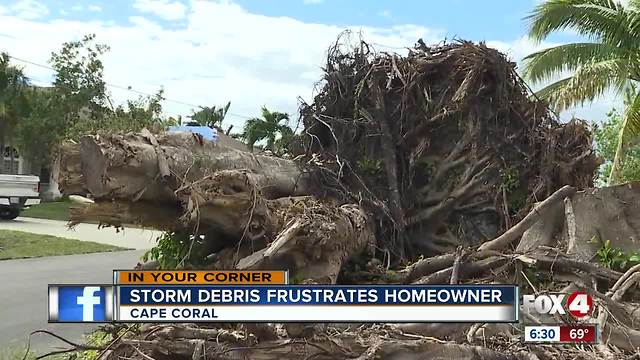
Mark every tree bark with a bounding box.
[60,132,314,203]
[236,202,374,284]
[478,185,576,251]
[60,131,329,263]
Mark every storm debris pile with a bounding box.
[47,38,640,359]
[300,37,599,259]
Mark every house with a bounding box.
[0,85,61,200]
[1,143,60,200]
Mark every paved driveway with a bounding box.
[0,217,160,249]
[0,250,146,353]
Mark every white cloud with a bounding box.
[88,5,103,12]
[303,0,324,4]
[9,0,49,20]
[133,0,187,21]
[0,0,615,125]
[0,0,443,129]
[486,36,560,66]
[71,5,83,12]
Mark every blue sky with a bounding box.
[0,0,621,127]
[239,0,539,40]
[14,0,579,43]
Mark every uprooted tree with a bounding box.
[52,38,640,359]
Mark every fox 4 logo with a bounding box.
[523,291,593,319]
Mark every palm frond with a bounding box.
[623,83,638,105]
[260,107,273,123]
[0,53,30,135]
[526,0,637,46]
[242,118,276,147]
[260,106,289,125]
[625,0,640,30]
[278,125,294,136]
[608,90,640,183]
[534,59,631,110]
[523,42,623,83]
[621,89,640,140]
[535,76,573,100]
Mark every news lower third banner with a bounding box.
[116,285,518,322]
[49,280,518,323]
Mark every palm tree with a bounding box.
[522,0,640,184]
[242,107,292,153]
[189,101,231,133]
[0,53,30,172]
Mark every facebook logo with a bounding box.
[48,285,113,322]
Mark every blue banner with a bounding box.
[118,285,516,306]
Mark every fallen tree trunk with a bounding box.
[72,190,372,283]
[236,202,374,284]
[69,201,183,229]
[62,132,321,242]
[61,131,314,204]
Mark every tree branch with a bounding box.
[478,185,576,251]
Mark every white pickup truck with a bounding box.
[0,174,40,220]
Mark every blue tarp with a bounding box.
[168,125,218,141]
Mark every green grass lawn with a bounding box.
[21,198,71,221]
[0,229,127,260]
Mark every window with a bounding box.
[2,146,21,175]
[3,146,19,159]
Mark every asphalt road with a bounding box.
[0,217,160,249]
[0,217,159,354]
[0,250,146,353]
